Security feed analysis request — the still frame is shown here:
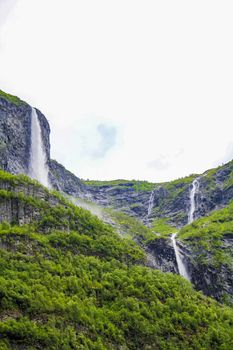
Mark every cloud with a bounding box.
[147,156,171,171]
[147,150,184,171]
[76,121,118,160]
[91,123,117,158]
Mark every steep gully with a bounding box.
[147,179,200,281]
[171,178,199,281]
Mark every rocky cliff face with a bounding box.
[85,163,233,228]
[49,159,85,197]
[177,237,233,304]
[145,238,178,274]
[0,97,50,175]
[0,97,31,174]
[0,94,85,197]
[194,163,233,219]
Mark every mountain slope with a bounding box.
[0,170,233,349]
[1,88,233,305]
[84,160,233,227]
[1,88,233,228]
[178,202,233,304]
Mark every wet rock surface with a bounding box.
[145,238,178,274]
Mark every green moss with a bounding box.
[0,89,26,106]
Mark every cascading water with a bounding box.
[145,189,156,221]
[171,233,190,281]
[188,178,199,224]
[170,178,200,281]
[29,108,49,187]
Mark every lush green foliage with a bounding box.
[84,179,155,192]
[1,224,233,349]
[0,171,233,349]
[0,169,50,192]
[151,218,176,237]
[179,202,233,269]
[0,89,26,105]
[132,181,155,192]
[84,179,132,187]
[105,209,156,242]
[84,176,198,194]
[161,175,197,190]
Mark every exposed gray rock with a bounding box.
[0,98,50,176]
[176,236,233,304]
[145,238,178,274]
[49,159,85,197]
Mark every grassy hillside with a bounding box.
[0,89,26,106]
[179,202,233,268]
[0,171,233,349]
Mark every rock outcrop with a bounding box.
[0,97,50,175]
[0,95,85,197]
[145,238,178,274]
[49,159,85,197]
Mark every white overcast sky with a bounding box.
[0,0,233,182]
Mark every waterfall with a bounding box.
[29,108,49,187]
[145,189,155,221]
[171,233,190,281]
[188,178,199,224]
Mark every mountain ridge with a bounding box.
[0,88,233,342]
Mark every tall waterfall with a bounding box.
[171,233,190,281]
[188,178,199,224]
[145,189,155,221]
[29,108,49,187]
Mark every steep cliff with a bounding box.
[84,161,233,228]
[178,203,233,305]
[0,90,85,197]
[0,91,50,174]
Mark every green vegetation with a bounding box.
[224,173,233,189]
[84,179,156,192]
[105,209,156,242]
[1,224,233,349]
[0,170,233,349]
[84,179,132,187]
[161,174,197,190]
[160,175,196,203]
[132,181,155,192]
[0,89,26,106]
[85,175,198,194]
[0,169,49,191]
[202,160,233,191]
[179,202,233,269]
[152,218,176,237]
